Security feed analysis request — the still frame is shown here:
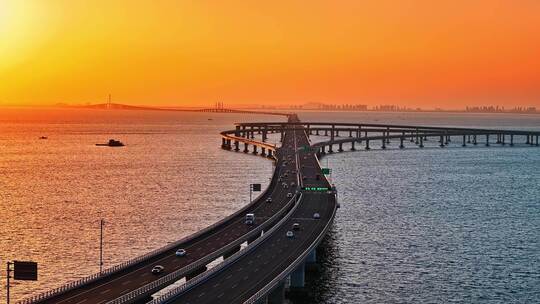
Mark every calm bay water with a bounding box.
[1,108,539,303]
[296,111,540,304]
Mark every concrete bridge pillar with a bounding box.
[235,126,241,137]
[338,143,343,152]
[331,125,335,141]
[262,130,268,142]
[415,129,419,145]
[244,143,249,153]
[400,137,404,149]
[536,135,539,146]
[324,130,328,136]
[526,134,530,144]
[351,141,356,151]
[349,130,353,137]
[226,139,232,150]
[290,263,305,288]
[280,128,284,142]
[335,130,340,137]
[321,146,326,154]
[381,138,386,149]
[439,135,445,147]
[253,145,258,154]
[316,129,320,136]
[410,131,415,142]
[306,249,317,263]
[501,134,506,145]
[267,150,274,158]
[444,135,449,145]
[234,141,240,151]
[267,281,286,304]
[261,147,266,156]
[473,134,478,145]
[486,134,490,146]
[386,128,391,144]
[222,137,227,148]
[467,134,471,143]
[462,135,466,147]
[419,136,424,148]
[328,144,334,153]
[510,134,514,146]
[365,139,370,150]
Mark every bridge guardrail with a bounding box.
[148,192,304,304]
[18,145,280,304]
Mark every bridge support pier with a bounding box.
[536,135,539,146]
[365,139,370,150]
[320,146,326,154]
[267,281,286,304]
[262,130,268,142]
[510,134,514,146]
[338,143,343,152]
[306,249,317,263]
[351,141,356,151]
[328,144,333,153]
[526,134,530,144]
[419,136,424,148]
[501,134,505,145]
[316,130,320,135]
[267,150,274,158]
[290,262,305,288]
[462,135,466,147]
[234,140,240,151]
[399,137,404,149]
[221,138,227,149]
[349,130,353,137]
[439,135,445,147]
[467,135,471,143]
[473,134,477,145]
[253,145,258,154]
[244,143,249,153]
[381,138,386,149]
[486,134,490,146]
[261,147,266,156]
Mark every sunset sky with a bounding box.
[0,0,539,109]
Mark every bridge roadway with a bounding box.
[27,120,300,304]
[160,125,337,303]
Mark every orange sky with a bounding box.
[0,0,539,109]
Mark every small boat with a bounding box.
[96,139,124,147]
[39,136,48,139]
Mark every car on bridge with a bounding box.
[292,223,300,230]
[287,192,293,198]
[175,249,187,257]
[245,213,255,225]
[151,265,165,275]
[313,212,320,219]
[266,197,272,203]
[286,231,294,238]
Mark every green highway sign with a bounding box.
[301,187,329,192]
[322,168,331,175]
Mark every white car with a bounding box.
[292,223,300,230]
[313,213,321,219]
[266,197,272,203]
[286,231,294,238]
[287,193,293,198]
[175,249,187,257]
[151,265,165,274]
